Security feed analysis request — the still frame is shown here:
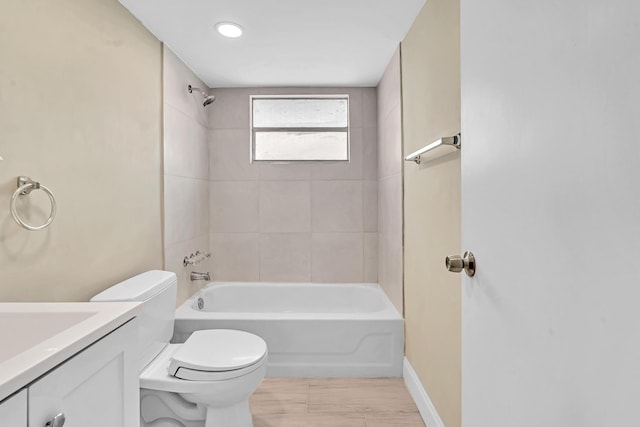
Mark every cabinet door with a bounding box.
[29,319,138,427]
[0,389,27,427]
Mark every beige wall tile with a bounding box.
[363,181,378,232]
[166,234,211,306]
[164,105,209,244]
[378,228,404,312]
[378,104,403,179]
[193,123,209,180]
[163,45,211,297]
[378,174,403,235]
[345,87,364,130]
[377,232,385,292]
[259,233,312,282]
[209,129,259,181]
[311,234,363,283]
[209,88,255,130]
[260,181,311,233]
[164,105,196,178]
[208,87,378,284]
[209,233,259,281]
[363,126,378,180]
[163,47,209,128]
[195,179,209,237]
[378,172,404,312]
[164,175,197,246]
[377,48,402,119]
[376,46,404,315]
[312,181,363,233]
[210,181,259,232]
[362,88,378,128]
[364,233,378,283]
[260,163,311,181]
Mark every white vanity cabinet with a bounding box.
[28,319,138,427]
[0,389,27,427]
[0,303,140,427]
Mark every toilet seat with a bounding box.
[169,329,267,380]
[140,331,268,394]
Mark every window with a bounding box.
[250,95,349,162]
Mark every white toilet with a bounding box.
[91,270,267,427]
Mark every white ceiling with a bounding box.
[118,0,425,88]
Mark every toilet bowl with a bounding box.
[91,270,267,427]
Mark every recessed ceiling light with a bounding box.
[215,22,243,38]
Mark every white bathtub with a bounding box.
[173,282,404,377]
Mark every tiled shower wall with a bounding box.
[163,46,212,304]
[377,48,404,313]
[207,88,378,282]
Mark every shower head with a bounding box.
[188,85,216,107]
[202,94,215,107]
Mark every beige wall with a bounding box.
[402,0,461,426]
[208,88,377,283]
[0,0,163,302]
[376,48,404,314]
[162,46,212,305]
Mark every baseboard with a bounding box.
[403,357,445,427]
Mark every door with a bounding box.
[461,1,640,426]
[29,321,138,427]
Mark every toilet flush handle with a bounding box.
[45,413,66,427]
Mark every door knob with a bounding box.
[45,413,66,427]
[445,251,476,277]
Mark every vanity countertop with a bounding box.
[0,302,141,401]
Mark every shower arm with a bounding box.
[187,84,215,107]
[188,85,204,95]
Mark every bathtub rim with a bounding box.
[175,281,402,321]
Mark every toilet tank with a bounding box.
[91,270,177,371]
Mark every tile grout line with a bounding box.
[362,180,366,282]
[359,88,366,287]
[309,181,314,282]
[257,179,261,281]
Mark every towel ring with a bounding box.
[10,176,57,231]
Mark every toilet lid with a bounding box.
[168,329,267,377]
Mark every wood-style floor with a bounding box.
[251,378,426,427]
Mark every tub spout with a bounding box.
[190,271,210,281]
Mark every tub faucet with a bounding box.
[190,271,210,281]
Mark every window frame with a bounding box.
[249,94,350,163]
